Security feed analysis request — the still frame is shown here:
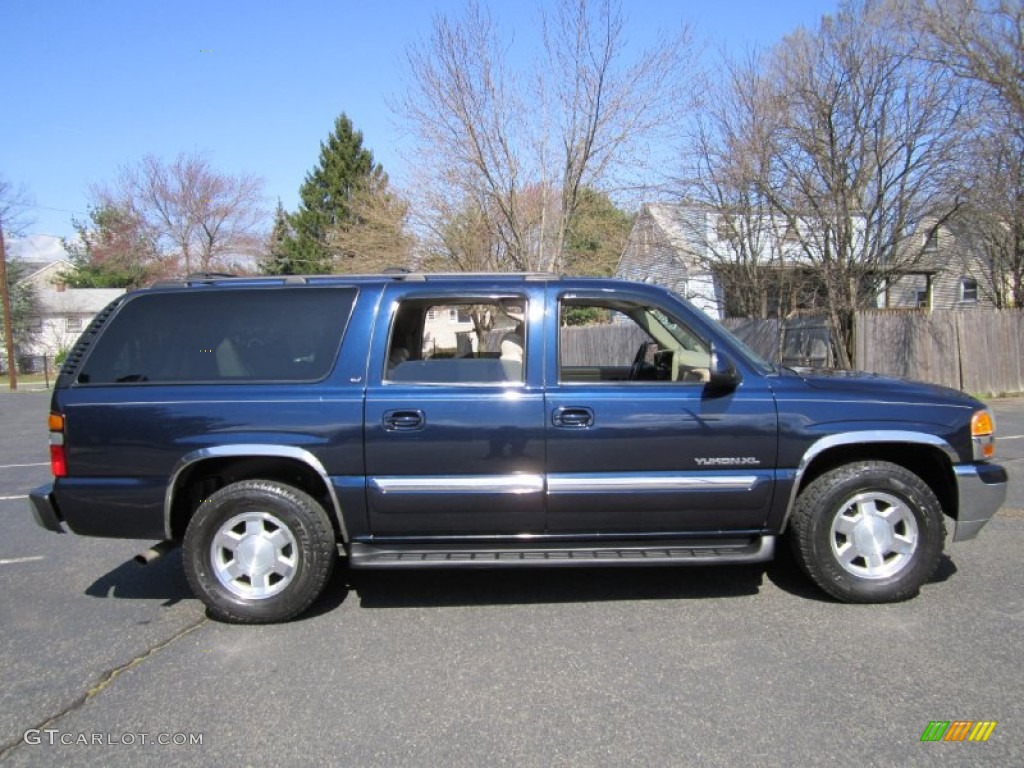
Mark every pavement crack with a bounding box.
[0,616,207,759]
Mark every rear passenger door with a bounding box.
[363,285,546,536]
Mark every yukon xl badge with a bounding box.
[695,457,761,466]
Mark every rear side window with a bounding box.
[77,287,355,384]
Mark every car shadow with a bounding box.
[85,549,193,607]
[83,545,959,617]
[346,561,769,609]
[761,541,959,602]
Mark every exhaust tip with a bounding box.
[135,539,179,566]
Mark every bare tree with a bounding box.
[401,0,696,273]
[907,0,1024,306]
[682,52,817,319]
[327,176,416,273]
[907,0,1024,124]
[756,0,966,366]
[98,153,268,276]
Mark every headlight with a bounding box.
[971,409,996,460]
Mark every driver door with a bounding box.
[544,287,778,534]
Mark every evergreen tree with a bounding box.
[0,259,39,362]
[260,201,296,275]
[563,188,635,277]
[286,114,385,274]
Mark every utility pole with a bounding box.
[0,221,17,390]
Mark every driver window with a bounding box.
[558,299,711,384]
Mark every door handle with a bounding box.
[383,410,425,431]
[552,406,594,428]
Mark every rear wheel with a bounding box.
[183,479,336,623]
[789,461,945,603]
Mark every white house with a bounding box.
[11,253,125,368]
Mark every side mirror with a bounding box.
[706,347,741,393]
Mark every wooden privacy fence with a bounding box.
[558,310,1024,395]
[560,324,647,366]
[855,309,1024,395]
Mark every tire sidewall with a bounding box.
[798,464,944,602]
[184,481,334,623]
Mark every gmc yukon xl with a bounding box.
[29,273,1007,623]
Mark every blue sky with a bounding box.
[2,0,836,245]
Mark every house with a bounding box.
[614,204,723,318]
[879,218,1000,310]
[616,203,998,319]
[5,239,126,369]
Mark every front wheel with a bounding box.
[183,480,336,623]
[789,461,945,603]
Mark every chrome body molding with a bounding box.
[952,464,1008,542]
[780,431,959,531]
[370,475,545,495]
[164,444,348,542]
[547,473,760,493]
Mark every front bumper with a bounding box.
[953,463,1007,542]
[29,483,65,533]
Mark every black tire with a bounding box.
[789,461,945,603]
[183,480,336,623]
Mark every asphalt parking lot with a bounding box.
[1,390,1022,767]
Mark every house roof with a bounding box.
[34,287,126,315]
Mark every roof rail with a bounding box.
[387,271,559,281]
[146,270,562,289]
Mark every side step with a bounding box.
[348,536,775,569]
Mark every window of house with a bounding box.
[385,298,526,385]
[559,298,711,384]
[961,277,978,304]
[716,215,736,242]
[65,316,83,332]
[923,228,939,252]
[914,288,930,309]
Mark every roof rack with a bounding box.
[146,270,561,289]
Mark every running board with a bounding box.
[348,536,775,569]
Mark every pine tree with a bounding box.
[286,114,384,274]
[260,201,296,275]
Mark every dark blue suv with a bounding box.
[30,273,1007,622]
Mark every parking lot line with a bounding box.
[0,495,29,501]
[0,462,49,469]
[0,556,45,566]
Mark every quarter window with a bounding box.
[77,288,354,384]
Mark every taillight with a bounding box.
[48,412,67,477]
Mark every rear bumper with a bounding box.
[29,484,65,533]
[953,463,1008,542]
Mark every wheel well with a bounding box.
[797,443,957,520]
[168,456,342,541]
